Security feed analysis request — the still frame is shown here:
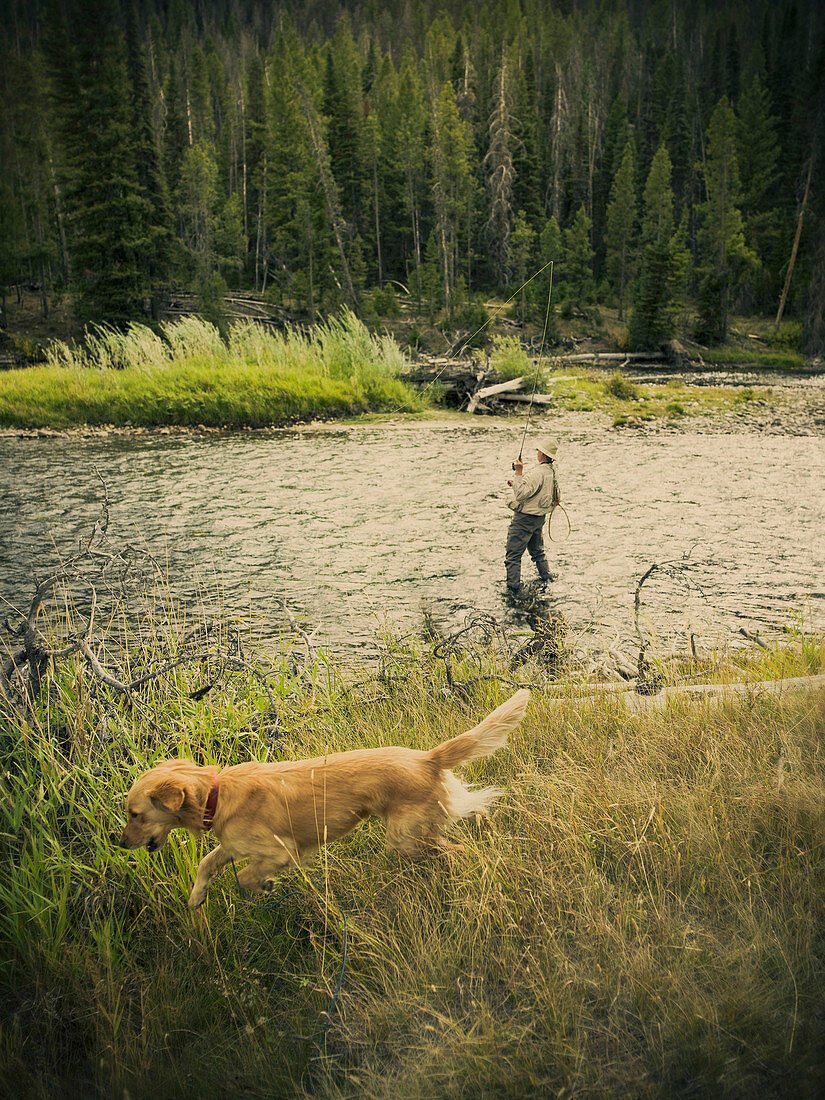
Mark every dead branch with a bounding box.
[1,476,281,738]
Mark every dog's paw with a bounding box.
[261,878,277,894]
[434,839,466,856]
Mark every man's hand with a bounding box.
[513,460,523,475]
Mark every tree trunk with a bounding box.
[408,173,421,309]
[298,83,358,309]
[49,155,70,283]
[373,155,383,286]
[239,81,248,239]
[39,264,49,319]
[775,156,813,327]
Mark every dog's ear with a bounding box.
[148,778,186,813]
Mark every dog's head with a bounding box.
[119,760,198,852]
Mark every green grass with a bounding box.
[0,312,427,429]
[687,346,806,370]
[1,580,824,1098]
[0,312,793,432]
[542,367,776,426]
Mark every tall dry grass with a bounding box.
[1,583,823,1098]
[0,312,424,428]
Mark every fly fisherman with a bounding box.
[505,436,559,595]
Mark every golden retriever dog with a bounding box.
[119,689,529,909]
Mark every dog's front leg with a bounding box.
[188,844,232,909]
[235,854,292,894]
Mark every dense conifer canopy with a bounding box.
[1,0,823,349]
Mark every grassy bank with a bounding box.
[0,313,427,429]
[0,312,801,433]
[545,366,776,427]
[2,583,824,1098]
[486,338,779,427]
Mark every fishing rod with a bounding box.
[514,260,554,466]
[510,261,571,544]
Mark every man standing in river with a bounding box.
[505,437,559,595]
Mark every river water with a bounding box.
[1,418,823,664]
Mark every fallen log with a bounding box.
[624,671,825,715]
[559,351,666,363]
[469,374,581,412]
[467,376,526,413]
[539,671,825,712]
[497,393,556,405]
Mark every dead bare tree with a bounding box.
[1,472,282,740]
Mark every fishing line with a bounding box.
[452,257,556,363]
[394,257,557,410]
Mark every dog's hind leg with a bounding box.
[188,845,233,909]
[384,801,457,857]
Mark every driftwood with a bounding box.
[558,351,664,363]
[403,349,669,413]
[466,376,525,413]
[0,473,285,737]
[624,672,825,715]
[160,292,289,328]
[540,672,825,714]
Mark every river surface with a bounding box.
[1,420,823,662]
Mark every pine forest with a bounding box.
[1,0,824,352]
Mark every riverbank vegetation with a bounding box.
[1,544,824,1096]
[0,314,425,429]
[0,312,787,432]
[1,0,823,361]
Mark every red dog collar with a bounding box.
[202,778,220,830]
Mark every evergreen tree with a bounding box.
[0,182,25,316]
[605,141,636,320]
[187,46,215,147]
[178,141,218,274]
[363,54,396,287]
[46,0,154,325]
[484,48,517,289]
[628,144,680,349]
[266,28,331,318]
[394,53,427,306]
[539,216,563,269]
[427,80,475,315]
[244,52,268,290]
[736,69,780,308]
[563,205,594,306]
[162,62,188,210]
[124,5,172,293]
[1,48,62,313]
[640,142,674,249]
[511,47,542,230]
[697,96,757,341]
[537,214,563,304]
[296,60,358,310]
[592,93,632,280]
[508,210,535,322]
[3,0,821,334]
[215,192,245,288]
[323,15,367,236]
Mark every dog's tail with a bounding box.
[428,689,530,770]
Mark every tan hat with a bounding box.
[535,436,559,458]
